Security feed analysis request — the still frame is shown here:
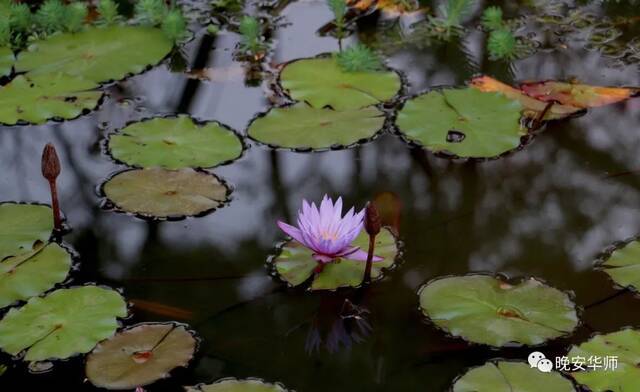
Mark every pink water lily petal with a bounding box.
[277,221,307,245]
[343,249,384,262]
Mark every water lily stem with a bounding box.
[48,180,62,230]
[363,234,376,285]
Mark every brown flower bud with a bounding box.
[41,143,61,181]
[364,202,381,236]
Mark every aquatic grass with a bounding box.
[162,9,189,43]
[487,29,517,60]
[135,0,167,26]
[277,195,383,264]
[327,0,347,39]
[335,44,383,72]
[481,6,504,30]
[96,0,123,26]
[35,0,67,34]
[0,19,10,47]
[65,2,88,33]
[9,3,31,33]
[238,16,266,58]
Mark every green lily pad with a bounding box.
[0,203,53,261]
[86,322,198,390]
[185,379,289,392]
[0,286,127,362]
[248,103,385,150]
[0,47,14,78]
[453,361,576,392]
[599,239,640,292]
[0,243,72,309]
[0,73,103,125]
[102,168,231,219]
[418,275,579,347]
[396,88,525,158]
[567,329,640,391]
[15,26,173,84]
[108,115,244,169]
[271,227,398,290]
[279,56,402,110]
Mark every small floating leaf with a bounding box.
[418,275,578,347]
[185,378,289,392]
[279,57,401,110]
[0,243,72,309]
[86,322,198,390]
[248,103,385,150]
[0,47,13,78]
[396,88,524,158]
[0,286,127,362]
[272,228,398,290]
[0,73,103,125]
[0,203,53,261]
[567,329,640,391]
[453,361,576,392]
[599,239,640,292]
[108,115,244,169]
[470,76,582,120]
[519,81,640,109]
[102,168,230,219]
[15,26,172,84]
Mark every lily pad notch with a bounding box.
[99,168,233,221]
[418,274,579,347]
[105,115,246,170]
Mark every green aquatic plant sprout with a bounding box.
[96,0,122,26]
[481,6,504,30]
[162,8,189,43]
[238,15,266,57]
[427,0,475,39]
[327,0,347,38]
[335,44,383,73]
[135,0,167,26]
[487,29,517,60]
[35,0,67,34]
[65,2,88,33]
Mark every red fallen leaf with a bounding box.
[130,299,194,320]
[132,350,153,364]
[519,80,640,109]
[469,76,583,121]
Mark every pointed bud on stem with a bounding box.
[41,143,62,230]
[363,202,381,285]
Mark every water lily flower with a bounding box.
[277,195,383,264]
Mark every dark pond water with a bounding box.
[2,0,640,390]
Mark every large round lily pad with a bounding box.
[0,243,72,309]
[396,88,525,158]
[0,286,127,362]
[598,238,640,292]
[0,47,13,78]
[271,227,399,290]
[185,379,289,392]
[86,322,198,390]
[279,57,402,110]
[108,115,244,169]
[102,168,231,219]
[0,203,53,261]
[15,26,173,84]
[0,73,103,125]
[418,275,579,347]
[566,329,640,391]
[453,361,576,392]
[248,103,386,150]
